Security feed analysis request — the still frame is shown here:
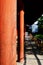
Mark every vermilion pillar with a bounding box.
[0,0,17,65]
[20,10,24,62]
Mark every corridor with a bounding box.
[17,37,43,65]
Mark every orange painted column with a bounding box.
[0,0,17,65]
[20,10,24,62]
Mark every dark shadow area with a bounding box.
[25,40,43,55]
[17,8,20,62]
[30,41,41,65]
[18,0,43,25]
[24,40,43,65]
[17,33,20,62]
[24,42,26,65]
[24,0,43,25]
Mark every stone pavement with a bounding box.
[17,54,43,65]
[17,39,43,65]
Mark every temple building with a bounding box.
[0,0,43,65]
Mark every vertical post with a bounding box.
[0,0,17,65]
[20,10,24,62]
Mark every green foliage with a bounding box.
[35,14,43,40]
[37,15,43,29]
[37,15,43,33]
[38,15,43,22]
[35,34,43,40]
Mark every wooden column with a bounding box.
[20,10,24,62]
[0,0,17,65]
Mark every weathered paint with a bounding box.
[20,10,24,62]
[0,0,17,65]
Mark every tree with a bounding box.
[38,14,43,34]
[34,14,43,40]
